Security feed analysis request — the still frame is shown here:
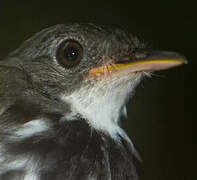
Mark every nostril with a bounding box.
[116,57,131,64]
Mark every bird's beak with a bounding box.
[89,50,187,77]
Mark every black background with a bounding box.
[0,1,194,180]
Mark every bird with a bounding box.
[0,23,186,180]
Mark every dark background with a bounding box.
[0,1,194,180]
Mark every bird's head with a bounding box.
[5,23,186,136]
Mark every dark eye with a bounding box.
[56,40,83,68]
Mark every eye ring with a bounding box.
[56,39,83,68]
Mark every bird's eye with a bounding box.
[56,40,83,68]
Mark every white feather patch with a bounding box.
[0,156,40,180]
[0,107,6,116]
[0,145,5,164]
[14,119,49,138]
[0,157,27,174]
[23,157,40,180]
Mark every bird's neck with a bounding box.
[60,75,143,166]
[62,74,143,138]
[63,92,125,138]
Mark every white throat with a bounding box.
[62,72,144,138]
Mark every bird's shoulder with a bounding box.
[0,64,27,96]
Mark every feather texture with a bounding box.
[0,99,139,180]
